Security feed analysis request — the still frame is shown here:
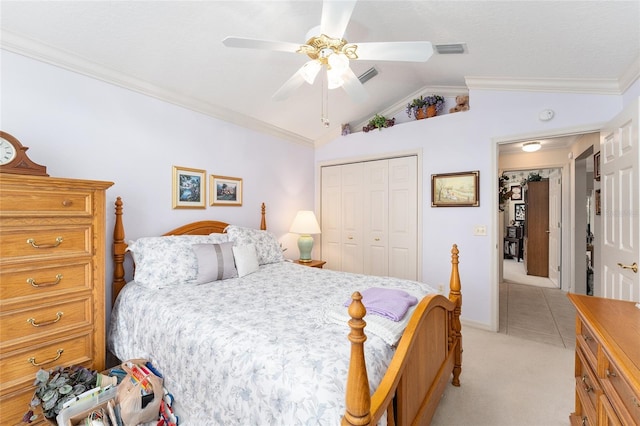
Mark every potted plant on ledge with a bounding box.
[363,114,395,132]
[406,95,445,120]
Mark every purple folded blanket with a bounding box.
[344,287,418,322]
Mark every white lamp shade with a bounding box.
[289,210,321,235]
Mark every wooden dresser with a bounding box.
[568,294,640,425]
[0,174,113,424]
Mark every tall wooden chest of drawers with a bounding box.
[568,294,640,425]
[0,174,113,424]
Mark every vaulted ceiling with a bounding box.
[1,1,638,146]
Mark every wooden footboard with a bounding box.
[343,245,462,426]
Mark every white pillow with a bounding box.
[232,244,260,277]
[225,225,284,265]
[127,234,228,288]
[191,242,238,283]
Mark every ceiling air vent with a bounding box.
[358,67,379,84]
[435,43,467,54]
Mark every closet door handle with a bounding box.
[617,262,638,273]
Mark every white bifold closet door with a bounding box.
[321,156,417,280]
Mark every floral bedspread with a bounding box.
[108,261,435,425]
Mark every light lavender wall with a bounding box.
[317,88,625,329]
[1,50,316,307]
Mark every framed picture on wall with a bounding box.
[210,175,243,206]
[594,151,601,181]
[431,170,480,207]
[172,166,206,209]
[514,203,525,221]
[510,185,522,200]
[595,189,601,215]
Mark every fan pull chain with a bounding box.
[321,69,330,127]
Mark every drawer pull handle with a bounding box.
[617,262,638,273]
[374,238,380,241]
[581,375,593,393]
[605,369,617,378]
[27,274,63,288]
[581,417,587,426]
[62,199,73,207]
[28,349,63,366]
[27,312,63,327]
[582,334,592,342]
[348,236,353,240]
[26,236,63,249]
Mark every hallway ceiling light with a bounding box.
[522,141,541,152]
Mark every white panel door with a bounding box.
[321,165,342,270]
[600,98,639,301]
[389,156,418,280]
[341,163,364,274]
[548,169,561,287]
[363,160,389,277]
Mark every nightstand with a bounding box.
[293,259,326,268]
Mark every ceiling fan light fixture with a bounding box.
[522,141,541,152]
[300,61,322,84]
[328,52,349,73]
[327,68,345,89]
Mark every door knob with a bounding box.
[617,262,638,273]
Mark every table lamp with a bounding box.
[289,210,321,262]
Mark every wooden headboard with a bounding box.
[111,197,267,302]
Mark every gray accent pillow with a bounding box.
[191,242,238,283]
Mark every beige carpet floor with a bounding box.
[431,325,575,426]
[503,258,557,288]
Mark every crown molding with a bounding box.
[619,56,640,94]
[0,30,314,147]
[465,76,624,95]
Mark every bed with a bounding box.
[108,197,462,425]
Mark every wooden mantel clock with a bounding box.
[0,131,48,176]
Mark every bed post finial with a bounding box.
[260,202,266,230]
[449,244,462,386]
[342,292,372,426]
[112,197,127,304]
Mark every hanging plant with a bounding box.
[498,173,512,212]
[363,114,395,132]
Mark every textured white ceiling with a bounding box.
[1,1,639,146]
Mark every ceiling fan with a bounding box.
[222,0,434,104]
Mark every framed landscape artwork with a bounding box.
[210,175,243,206]
[431,170,480,207]
[172,166,206,209]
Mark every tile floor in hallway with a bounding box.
[499,280,576,350]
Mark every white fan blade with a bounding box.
[272,65,311,101]
[340,67,369,103]
[321,0,357,39]
[354,41,434,62]
[223,36,300,53]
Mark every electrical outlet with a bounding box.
[473,225,487,236]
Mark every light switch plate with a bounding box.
[473,225,487,236]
